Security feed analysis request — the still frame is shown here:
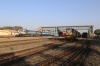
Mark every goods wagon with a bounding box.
[18,29,54,37]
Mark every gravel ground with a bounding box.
[7,42,77,66]
[0,37,90,66]
[0,36,55,42]
[0,39,47,46]
[0,37,39,42]
[0,38,78,66]
[83,38,100,66]
[0,41,52,54]
[0,37,63,54]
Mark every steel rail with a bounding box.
[34,40,85,66]
[0,39,49,48]
[0,38,68,65]
[61,39,95,66]
[0,38,47,43]
[0,43,54,64]
[34,47,77,66]
[61,44,89,66]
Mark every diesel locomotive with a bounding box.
[64,28,81,40]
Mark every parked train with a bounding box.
[17,29,54,37]
[18,29,40,37]
[64,28,81,40]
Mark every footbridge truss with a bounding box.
[41,25,94,36]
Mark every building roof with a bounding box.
[0,29,18,33]
[36,27,41,31]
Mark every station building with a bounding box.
[0,30,19,37]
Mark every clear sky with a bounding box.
[0,0,100,30]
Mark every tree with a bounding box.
[13,26,23,31]
[1,26,23,31]
[94,29,100,36]
[2,26,13,30]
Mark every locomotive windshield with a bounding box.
[66,29,72,35]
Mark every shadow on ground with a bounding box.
[1,37,100,66]
[71,38,100,66]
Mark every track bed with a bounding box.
[0,37,99,66]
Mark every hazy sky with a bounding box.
[0,0,100,30]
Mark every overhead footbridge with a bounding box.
[41,25,94,36]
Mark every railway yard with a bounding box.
[0,36,100,66]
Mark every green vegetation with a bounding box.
[94,29,100,36]
[0,26,23,31]
[11,47,14,51]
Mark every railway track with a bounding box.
[0,43,54,65]
[0,38,47,43]
[62,39,99,66]
[0,36,58,43]
[0,39,49,48]
[61,41,90,66]
[0,38,77,66]
[0,38,68,65]
[34,40,86,66]
[0,38,91,66]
